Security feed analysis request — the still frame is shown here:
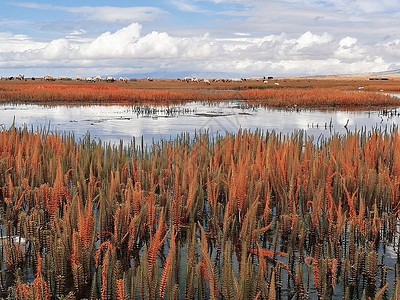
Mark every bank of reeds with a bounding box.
[2,126,400,298]
[0,82,399,109]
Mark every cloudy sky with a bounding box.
[1,0,400,78]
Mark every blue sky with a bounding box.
[1,0,400,78]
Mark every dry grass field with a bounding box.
[2,76,399,91]
[1,76,400,109]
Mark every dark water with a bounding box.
[1,100,400,146]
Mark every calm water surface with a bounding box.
[1,100,400,145]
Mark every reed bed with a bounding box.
[0,82,399,109]
[2,126,400,299]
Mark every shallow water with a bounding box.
[1,101,400,145]
[2,100,400,297]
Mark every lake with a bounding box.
[1,100,400,145]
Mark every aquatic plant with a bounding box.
[1,126,400,298]
[0,81,399,109]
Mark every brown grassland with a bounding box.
[0,77,400,109]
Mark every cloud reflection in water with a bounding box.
[1,101,399,146]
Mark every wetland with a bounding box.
[1,78,400,299]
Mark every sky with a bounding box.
[1,0,400,78]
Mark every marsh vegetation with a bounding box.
[1,78,400,110]
[1,126,400,299]
[2,78,400,299]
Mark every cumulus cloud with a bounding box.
[0,23,397,77]
[335,37,365,60]
[79,23,142,58]
[40,39,75,60]
[371,40,400,60]
[18,24,220,62]
[0,32,46,52]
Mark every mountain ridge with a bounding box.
[330,69,400,78]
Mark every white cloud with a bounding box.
[327,0,400,13]
[234,32,251,36]
[295,31,333,48]
[212,0,400,14]
[79,23,142,58]
[11,1,400,45]
[0,23,398,77]
[0,32,46,52]
[127,31,180,58]
[65,30,92,43]
[374,40,400,60]
[338,37,357,48]
[67,29,86,37]
[40,38,75,60]
[169,0,208,13]
[13,3,167,23]
[213,0,400,42]
[334,37,365,60]
[66,6,166,23]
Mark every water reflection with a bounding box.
[1,101,400,145]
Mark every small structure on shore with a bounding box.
[369,77,389,80]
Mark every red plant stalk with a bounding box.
[159,228,177,299]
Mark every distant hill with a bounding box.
[329,69,400,78]
[296,69,400,79]
[365,69,400,77]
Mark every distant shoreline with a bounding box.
[1,77,400,110]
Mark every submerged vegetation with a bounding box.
[1,126,400,299]
[0,81,399,109]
